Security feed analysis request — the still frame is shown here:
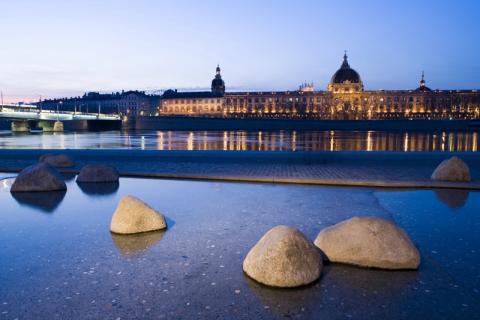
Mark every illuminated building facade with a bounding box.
[39,90,157,116]
[160,53,480,120]
[160,65,225,115]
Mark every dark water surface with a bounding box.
[0,177,479,319]
[0,130,479,152]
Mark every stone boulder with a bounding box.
[76,164,119,183]
[39,154,75,168]
[314,217,420,270]
[431,156,471,182]
[110,196,167,234]
[11,163,67,192]
[243,225,322,288]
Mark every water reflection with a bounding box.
[111,230,166,257]
[115,130,480,152]
[245,274,321,316]
[322,264,418,297]
[77,182,120,196]
[245,264,418,316]
[0,130,479,152]
[434,189,470,209]
[11,190,66,213]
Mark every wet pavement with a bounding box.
[1,150,480,187]
[0,177,479,319]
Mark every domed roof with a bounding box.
[330,52,361,84]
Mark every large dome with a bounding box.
[330,53,361,84]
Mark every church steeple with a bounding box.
[416,71,431,92]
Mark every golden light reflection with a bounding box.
[223,131,228,151]
[241,131,247,151]
[90,130,480,152]
[448,133,454,152]
[258,131,262,151]
[235,132,240,151]
[280,131,284,151]
[441,132,446,151]
[203,131,207,150]
[271,133,276,151]
[330,130,335,151]
[292,130,297,151]
[229,131,235,151]
[187,132,194,151]
[168,131,172,150]
[473,132,478,152]
[157,131,164,150]
[367,131,372,151]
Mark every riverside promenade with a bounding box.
[0,149,479,189]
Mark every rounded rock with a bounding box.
[243,225,322,288]
[39,154,75,168]
[314,217,420,270]
[76,164,119,183]
[110,196,167,234]
[431,156,471,182]
[11,163,67,192]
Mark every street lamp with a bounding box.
[57,101,63,121]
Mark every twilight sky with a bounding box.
[0,0,479,102]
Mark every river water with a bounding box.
[0,130,478,152]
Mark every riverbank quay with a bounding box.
[3,118,480,131]
[124,117,480,131]
[1,149,479,189]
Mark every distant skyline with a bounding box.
[0,0,479,103]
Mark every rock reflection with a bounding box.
[244,274,321,316]
[322,264,418,298]
[111,230,165,257]
[434,189,469,209]
[245,263,418,316]
[11,190,66,213]
[77,182,119,196]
